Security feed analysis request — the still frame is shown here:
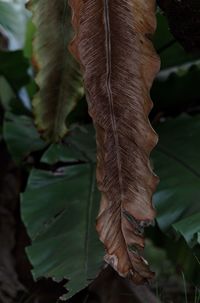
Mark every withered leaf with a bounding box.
[69,0,160,283]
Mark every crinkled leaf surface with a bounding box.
[21,127,104,298]
[153,115,200,252]
[69,0,160,283]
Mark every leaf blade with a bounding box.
[21,127,104,298]
[69,0,160,283]
[30,0,83,141]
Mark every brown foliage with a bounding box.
[69,0,160,283]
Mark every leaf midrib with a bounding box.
[103,0,124,197]
[103,0,134,273]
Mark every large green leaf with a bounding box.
[21,127,104,298]
[153,115,200,254]
[30,0,83,142]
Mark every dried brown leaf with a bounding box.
[69,0,160,283]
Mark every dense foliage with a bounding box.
[0,1,199,302]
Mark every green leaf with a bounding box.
[30,0,83,142]
[41,125,97,164]
[41,143,79,165]
[21,126,103,298]
[3,112,46,164]
[153,115,200,252]
[173,213,200,248]
[22,164,103,298]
